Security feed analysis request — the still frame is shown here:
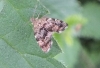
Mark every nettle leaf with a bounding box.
[0,0,65,68]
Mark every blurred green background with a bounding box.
[41,0,100,68]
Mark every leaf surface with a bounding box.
[0,0,65,68]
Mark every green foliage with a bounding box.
[41,0,81,19]
[0,0,100,68]
[0,0,66,68]
[42,0,100,68]
[81,3,100,40]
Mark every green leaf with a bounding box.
[0,0,4,12]
[80,2,100,40]
[24,54,66,68]
[0,0,65,68]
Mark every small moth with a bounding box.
[30,17,68,53]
